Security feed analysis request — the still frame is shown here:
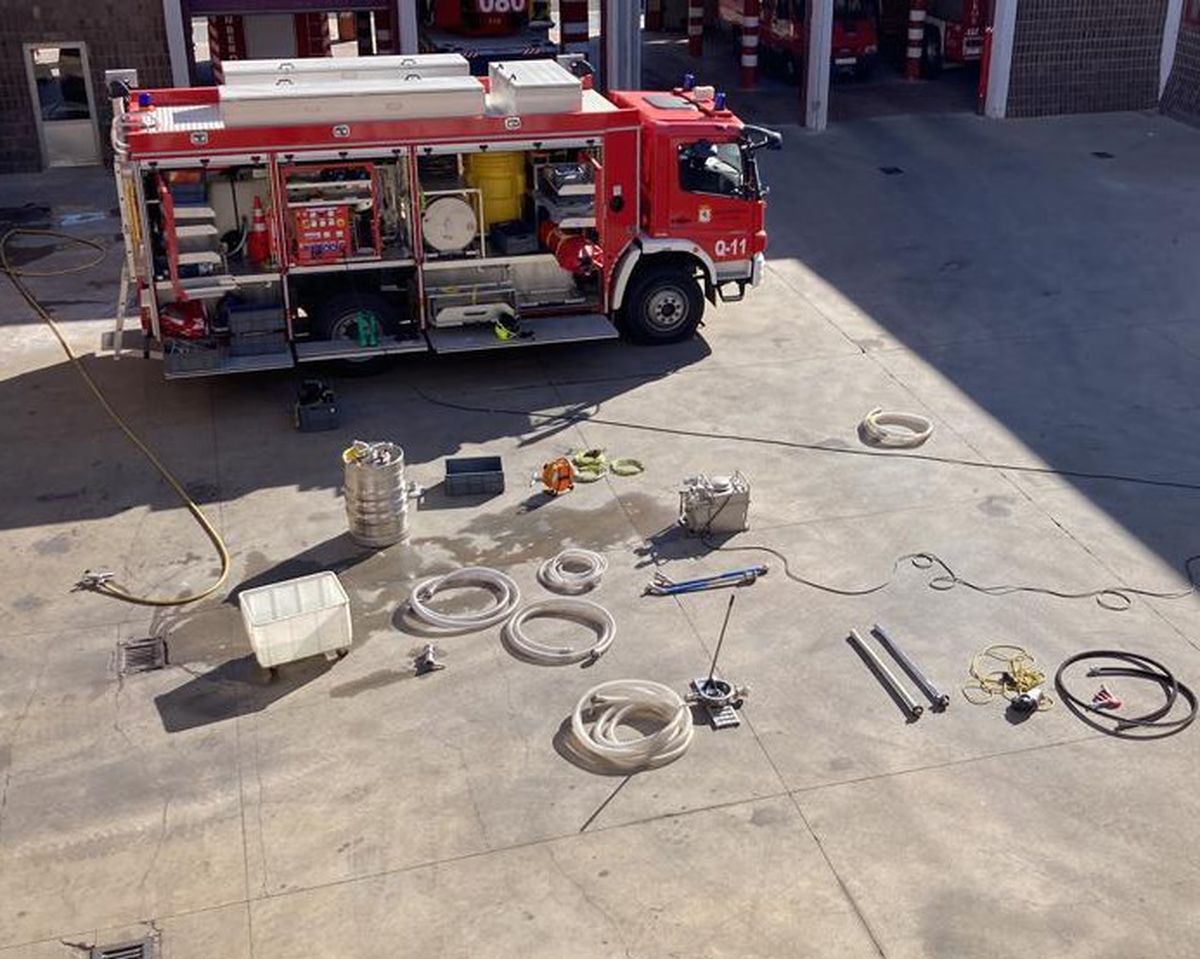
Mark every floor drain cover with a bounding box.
[1092,151,1115,159]
[117,637,167,675]
[91,939,155,959]
[879,166,904,175]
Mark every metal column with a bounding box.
[739,0,760,88]
[906,0,927,80]
[602,0,641,90]
[804,0,832,129]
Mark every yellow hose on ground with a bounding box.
[1,228,230,606]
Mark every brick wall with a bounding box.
[1162,17,1200,126]
[0,1,173,173]
[1006,0,1169,118]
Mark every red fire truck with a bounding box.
[420,0,557,73]
[719,0,880,81]
[919,0,990,76]
[110,57,779,378]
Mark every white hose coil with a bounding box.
[503,598,616,665]
[860,408,934,448]
[538,548,609,594]
[568,679,694,772]
[409,566,521,631]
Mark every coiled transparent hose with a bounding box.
[503,598,616,665]
[538,548,609,594]
[568,680,694,772]
[860,408,934,448]
[409,566,521,631]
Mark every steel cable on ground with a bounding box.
[413,388,1200,611]
[413,386,1200,494]
[1,228,230,606]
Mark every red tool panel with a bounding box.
[292,205,353,264]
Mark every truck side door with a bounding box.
[669,137,756,270]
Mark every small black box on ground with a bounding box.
[445,456,504,496]
[294,380,340,432]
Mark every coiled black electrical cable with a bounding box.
[1054,651,1197,739]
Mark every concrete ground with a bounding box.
[2,108,1200,958]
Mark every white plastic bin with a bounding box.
[238,571,352,668]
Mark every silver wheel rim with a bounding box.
[645,286,689,333]
[330,312,367,341]
[330,310,378,361]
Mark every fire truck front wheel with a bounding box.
[622,263,704,344]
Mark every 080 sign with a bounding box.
[476,0,526,11]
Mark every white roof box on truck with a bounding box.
[218,75,486,127]
[488,59,582,116]
[221,53,470,85]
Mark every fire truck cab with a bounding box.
[110,57,779,378]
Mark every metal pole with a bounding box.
[707,594,736,683]
[740,0,760,89]
[848,629,923,720]
[906,0,927,81]
[871,624,950,710]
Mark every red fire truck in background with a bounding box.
[919,0,990,76]
[110,57,780,379]
[719,0,880,81]
[420,0,557,74]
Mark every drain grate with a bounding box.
[879,166,904,175]
[116,637,167,675]
[91,938,155,959]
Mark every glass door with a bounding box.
[23,44,101,168]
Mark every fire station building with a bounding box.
[1,0,1198,172]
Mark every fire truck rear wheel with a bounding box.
[313,291,395,371]
[623,264,704,344]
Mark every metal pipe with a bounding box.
[848,629,923,720]
[707,594,737,684]
[872,624,950,710]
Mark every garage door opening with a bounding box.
[829,0,989,121]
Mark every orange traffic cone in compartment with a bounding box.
[247,195,272,268]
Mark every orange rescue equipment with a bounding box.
[539,221,604,278]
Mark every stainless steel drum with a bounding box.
[342,440,411,548]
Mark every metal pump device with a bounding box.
[687,594,750,728]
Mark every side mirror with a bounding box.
[742,126,784,153]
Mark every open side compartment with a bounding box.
[143,157,293,378]
[280,150,426,362]
[415,139,608,346]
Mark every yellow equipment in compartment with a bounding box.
[464,152,526,230]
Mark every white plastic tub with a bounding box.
[238,571,352,668]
